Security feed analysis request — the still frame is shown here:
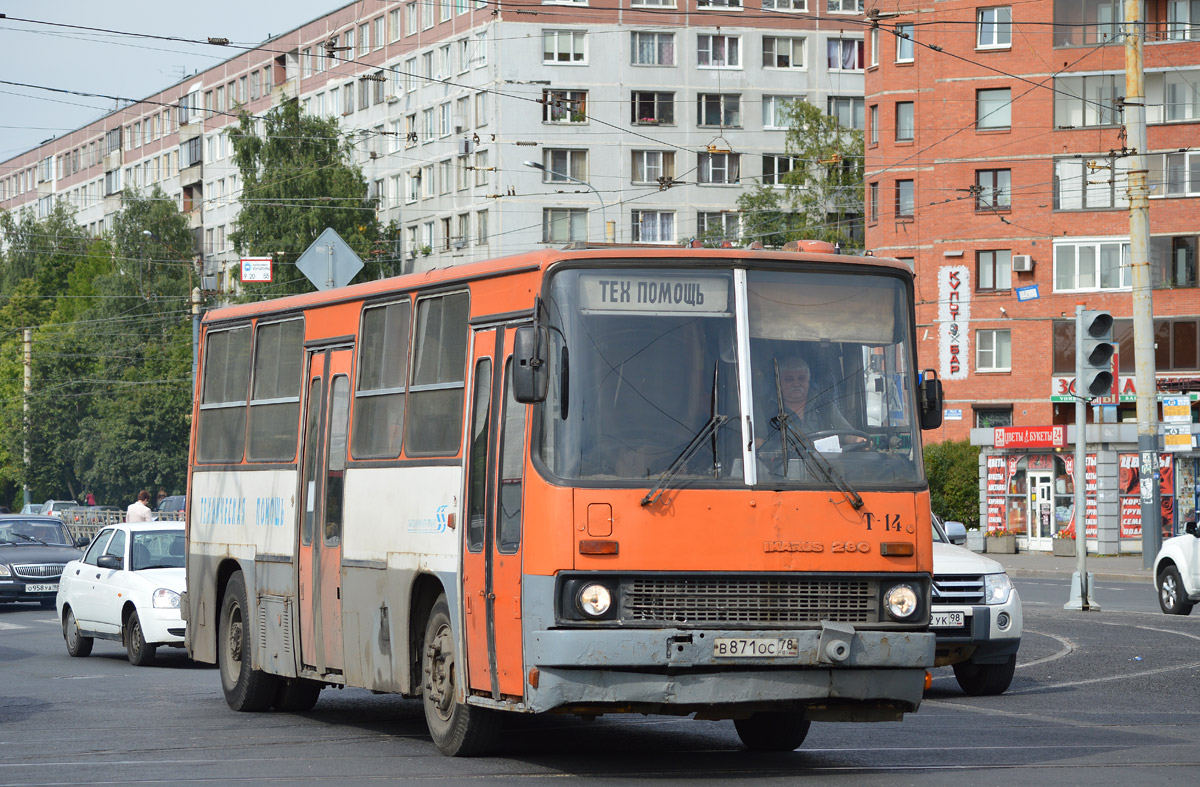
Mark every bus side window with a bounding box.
[198,326,252,463]
[466,358,492,553]
[497,358,526,554]
[247,318,304,462]
[407,291,469,455]
[324,376,350,546]
[353,300,411,459]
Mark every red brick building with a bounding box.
[865,1,1200,551]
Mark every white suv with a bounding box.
[931,517,1023,695]
[1153,522,1200,615]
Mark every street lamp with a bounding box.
[523,160,607,243]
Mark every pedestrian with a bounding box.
[85,490,96,506]
[127,490,153,523]
[156,488,167,510]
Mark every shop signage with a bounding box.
[938,265,970,381]
[993,425,1066,448]
[1051,377,1200,404]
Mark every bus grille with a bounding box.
[932,574,985,605]
[13,563,67,579]
[623,577,875,626]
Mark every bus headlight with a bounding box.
[883,583,919,621]
[984,573,1013,605]
[577,584,612,618]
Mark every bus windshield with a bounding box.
[537,265,922,489]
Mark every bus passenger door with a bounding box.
[462,330,498,695]
[298,346,353,675]
[491,342,528,698]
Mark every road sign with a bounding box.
[296,228,364,291]
[240,257,272,283]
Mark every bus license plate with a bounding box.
[713,637,798,658]
[931,611,966,628]
[26,584,58,594]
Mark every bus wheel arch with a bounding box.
[408,573,446,696]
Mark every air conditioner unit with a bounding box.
[1012,254,1034,272]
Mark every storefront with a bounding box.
[974,423,1196,554]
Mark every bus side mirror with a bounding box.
[918,369,943,430]
[513,325,549,403]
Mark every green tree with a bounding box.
[924,440,982,529]
[229,101,398,294]
[737,100,864,249]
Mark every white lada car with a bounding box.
[57,522,186,666]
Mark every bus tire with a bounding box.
[421,595,500,756]
[733,712,811,751]
[953,652,1016,696]
[273,678,323,712]
[218,571,279,712]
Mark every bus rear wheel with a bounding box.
[218,571,279,711]
[421,595,500,756]
[734,712,811,751]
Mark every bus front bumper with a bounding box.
[523,625,935,717]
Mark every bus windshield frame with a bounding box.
[533,261,925,492]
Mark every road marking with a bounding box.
[1098,620,1200,641]
[0,622,29,632]
[1014,629,1075,669]
[1007,660,1200,694]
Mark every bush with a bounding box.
[924,440,981,529]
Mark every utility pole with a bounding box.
[1124,0,1159,568]
[22,328,32,509]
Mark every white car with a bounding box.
[1153,522,1200,615]
[931,517,1023,695]
[56,522,186,666]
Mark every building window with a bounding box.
[475,149,489,186]
[1055,317,1200,374]
[698,152,740,184]
[698,211,741,240]
[632,150,675,184]
[698,34,740,68]
[763,36,805,68]
[977,329,1012,372]
[764,0,807,8]
[477,209,489,244]
[975,407,1013,428]
[869,26,879,67]
[1167,0,1200,40]
[828,96,864,129]
[1054,239,1132,291]
[1054,155,1130,210]
[976,169,1011,209]
[1148,151,1200,198]
[633,0,677,5]
[977,88,1012,129]
[544,208,588,243]
[977,250,1013,291]
[632,91,674,124]
[895,101,914,140]
[543,89,588,123]
[763,154,797,186]
[978,6,1013,48]
[1054,74,1122,126]
[439,102,452,136]
[543,30,586,63]
[697,0,742,6]
[698,94,741,127]
[632,210,675,243]
[896,24,914,62]
[1053,0,1121,47]
[1152,235,1199,289]
[896,179,914,217]
[827,38,863,70]
[763,95,801,129]
[631,32,675,65]
[869,104,879,144]
[541,149,588,182]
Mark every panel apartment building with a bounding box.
[1,0,873,285]
[865,0,1200,551]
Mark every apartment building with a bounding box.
[1,0,871,283]
[865,0,1200,551]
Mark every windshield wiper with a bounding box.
[770,359,863,510]
[10,532,47,545]
[642,362,728,506]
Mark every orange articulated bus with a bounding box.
[184,244,945,755]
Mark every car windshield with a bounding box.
[536,265,922,491]
[932,516,949,544]
[130,530,185,570]
[0,520,73,546]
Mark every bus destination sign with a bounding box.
[579,273,729,314]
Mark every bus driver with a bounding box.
[758,353,864,449]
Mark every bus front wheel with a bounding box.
[734,712,811,751]
[218,571,279,711]
[421,595,500,756]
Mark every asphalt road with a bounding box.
[1015,576,1162,613]
[2,600,1199,786]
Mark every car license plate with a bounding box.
[26,583,58,594]
[931,611,966,628]
[713,637,799,658]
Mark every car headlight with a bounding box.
[577,583,612,618]
[883,583,920,621]
[984,573,1013,605]
[0,564,10,577]
[153,588,181,609]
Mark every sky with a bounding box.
[1,0,349,161]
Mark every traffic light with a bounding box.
[1077,309,1114,398]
